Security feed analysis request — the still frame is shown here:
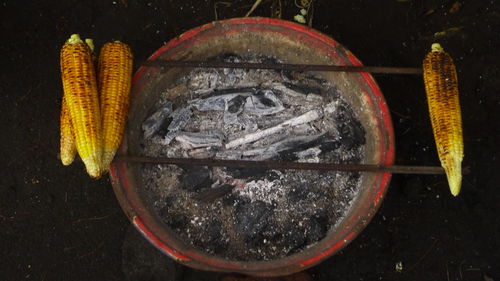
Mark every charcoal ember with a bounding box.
[179,167,212,192]
[142,101,173,139]
[235,200,273,243]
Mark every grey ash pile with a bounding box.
[139,53,366,261]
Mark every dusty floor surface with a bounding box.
[1,0,499,280]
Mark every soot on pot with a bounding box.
[139,53,366,261]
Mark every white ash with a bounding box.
[139,53,366,261]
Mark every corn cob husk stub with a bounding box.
[423,43,464,196]
[60,96,76,166]
[98,41,133,172]
[60,34,103,178]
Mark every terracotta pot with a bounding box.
[110,17,395,277]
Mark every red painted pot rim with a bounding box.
[110,17,395,276]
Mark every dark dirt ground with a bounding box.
[1,0,499,280]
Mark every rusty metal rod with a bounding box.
[113,156,444,175]
[141,60,423,75]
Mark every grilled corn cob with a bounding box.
[60,34,102,178]
[60,96,76,166]
[98,41,133,171]
[423,43,464,196]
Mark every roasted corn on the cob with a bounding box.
[98,41,133,171]
[60,34,103,178]
[423,43,464,196]
[60,96,76,166]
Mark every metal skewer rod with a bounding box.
[141,60,422,75]
[114,156,444,175]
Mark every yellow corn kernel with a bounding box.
[60,34,103,178]
[423,43,464,196]
[60,96,76,166]
[98,41,133,171]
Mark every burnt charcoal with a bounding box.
[142,101,173,139]
[167,107,192,132]
[222,193,249,207]
[325,86,341,99]
[275,134,329,161]
[337,119,366,150]
[235,201,273,243]
[179,167,212,192]
[288,188,311,202]
[306,212,329,243]
[227,95,248,113]
[156,116,173,136]
[319,139,341,153]
[222,193,238,206]
[282,82,321,95]
[304,74,328,85]
[264,170,281,181]
[244,89,284,116]
[212,87,256,95]
[254,90,276,107]
[281,70,295,81]
[162,212,188,232]
[279,226,307,255]
[192,221,227,254]
[193,184,235,203]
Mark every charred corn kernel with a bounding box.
[60,34,102,178]
[98,41,133,171]
[423,43,464,196]
[60,96,76,166]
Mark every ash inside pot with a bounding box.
[139,53,366,261]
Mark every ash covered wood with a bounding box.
[139,53,366,261]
